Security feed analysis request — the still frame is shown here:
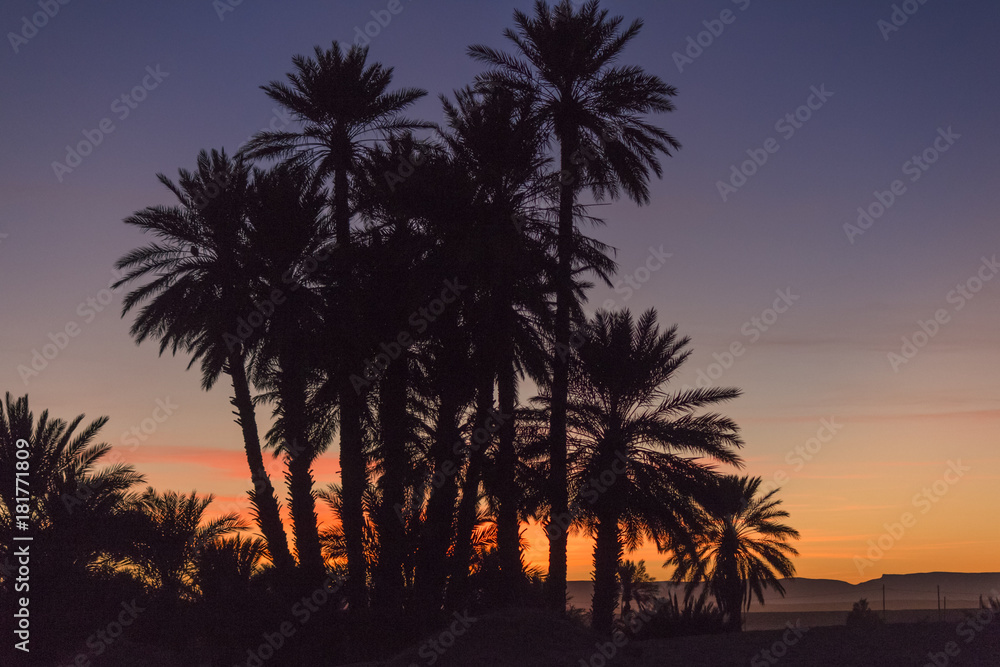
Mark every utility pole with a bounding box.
[882,584,886,622]
[937,585,941,622]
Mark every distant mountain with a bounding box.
[567,572,1000,612]
[754,572,1000,611]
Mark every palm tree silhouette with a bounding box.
[411,304,477,619]
[665,475,800,632]
[130,488,246,602]
[538,309,743,635]
[429,83,617,611]
[243,161,335,584]
[347,100,550,616]
[347,132,441,615]
[243,42,430,611]
[317,483,379,584]
[434,85,554,609]
[618,559,659,621]
[0,394,150,660]
[354,137,480,618]
[470,0,681,611]
[196,534,268,602]
[0,393,146,587]
[113,149,295,575]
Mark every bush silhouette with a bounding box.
[632,593,728,639]
[846,598,883,629]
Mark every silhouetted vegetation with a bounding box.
[665,475,800,631]
[846,598,884,630]
[0,2,802,663]
[632,593,728,640]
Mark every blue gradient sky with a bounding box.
[2,0,999,583]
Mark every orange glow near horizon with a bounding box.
[135,399,1000,586]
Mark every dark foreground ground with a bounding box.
[28,608,1000,666]
[381,610,1000,667]
[631,623,1000,667]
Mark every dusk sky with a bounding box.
[2,0,999,585]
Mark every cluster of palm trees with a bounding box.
[7,1,804,648]
[0,393,294,662]
[0,393,252,608]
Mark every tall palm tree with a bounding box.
[410,305,477,620]
[470,0,681,611]
[242,42,430,610]
[350,133,441,615]
[665,475,800,632]
[543,308,744,635]
[428,86,612,610]
[243,162,335,584]
[113,149,294,574]
[242,42,430,246]
[317,484,379,580]
[434,85,553,609]
[355,138,480,620]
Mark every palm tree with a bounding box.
[355,140,479,618]
[349,133,442,615]
[543,308,744,635]
[113,149,294,575]
[241,42,429,246]
[196,535,268,602]
[131,488,246,601]
[470,0,682,611]
[243,162,335,585]
[618,559,658,621]
[434,85,553,609]
[424,85,612,610]
[242,41,430,610]
[348,116,532,615]
[0,393,145,588]
[410,305,477,620]
[0,394,150,657]
[664,475,800,632]
[317,484,378,581]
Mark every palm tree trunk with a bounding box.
[227,354,294,573]
[286,448,324,581]
[446,377,494,611]
[717,566,744,632]
[413,383,464,620]
[590,508,622,637]
[547,124,580,613]
[280,356,325,583]
[496,352,522,599]
[620,569,632,621]
[373,355,408,616]
[333,162,369,613]
[334,166,351,246]
[730,599,744,632]
[339,375,369,605]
